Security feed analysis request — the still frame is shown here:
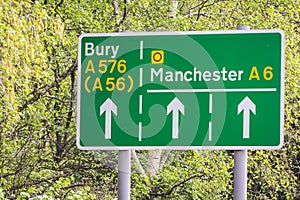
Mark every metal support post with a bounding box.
[118,150,131,200]
[234,25,250,200]
[234,149,248,200]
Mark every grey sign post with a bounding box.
[233,25,250,200]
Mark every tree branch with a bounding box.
[150,174,208,197]
[9,172,72,191]
[18,61,77,112]
[112,0,127,32]
[54,0,64,13]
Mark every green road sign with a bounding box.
[77,30,284,150]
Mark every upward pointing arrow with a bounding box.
[100,98,117,139]
[238,96,256,139]
[167,97,185,139]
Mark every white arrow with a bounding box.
[167,97,184,139]
[238,96,256,139]
[100,98,117,139]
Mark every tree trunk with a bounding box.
[132,150,146,176]
[146,150,162,176]
[169,0,178,18]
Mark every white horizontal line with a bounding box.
[147,88,277,93]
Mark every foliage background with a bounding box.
[0,0,299,199]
